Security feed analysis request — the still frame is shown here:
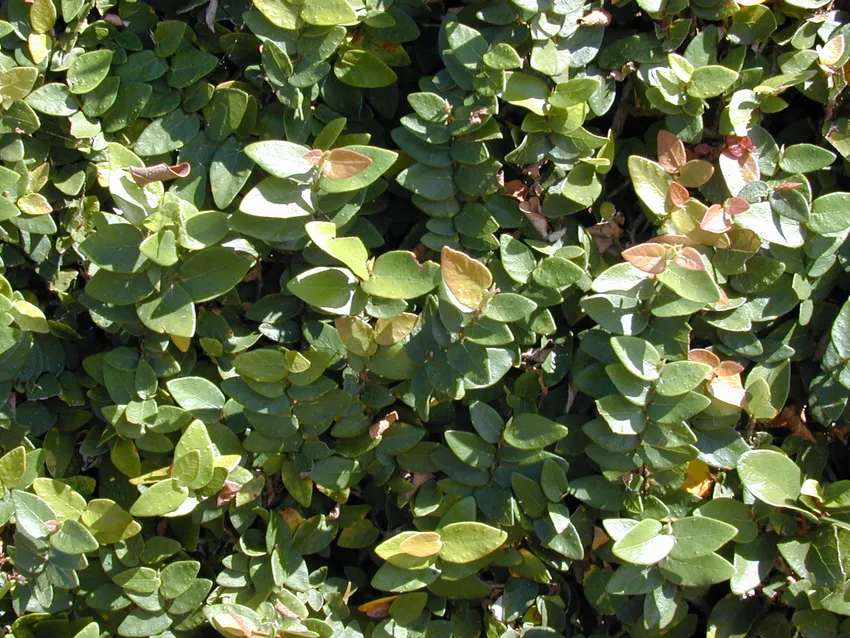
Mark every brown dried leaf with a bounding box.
[658,130,686,173]
[588,219,622,253]
[216,480,241,507]
[767,406,817,444]
[274,600,300,619]
[504,179,528,200]
[622,243,668,273]
[370,411,399,439]
[519,197,549,238]
[128,162,191,187]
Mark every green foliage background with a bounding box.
[0,0,849,635]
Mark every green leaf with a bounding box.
[0,446,26,489]
[305,221,370,280]
[51,519,100,554]
[660,553,735,587]
[79,224,146,273]
[655,361,711,396]
[438,521,507,563]
[334,50,397,88]
[136,284,196,338]
[610,336,661,381]
[129,479,189,517]
[503,72,550,115]
[503,413,568,449]
[67,50,114,95]
[532,256,584,289]
[628,156,672,219]
[234,349,289,383]
[445,430,496,468]
[656,260,721,304]
[669,517,737,559]
[779,144,836,173]
[361,251,441,299]
[596,394,647,435]
[26,83,78,116]
[288,267,365,314]
[12,489,56,539]
[166,377,225,423]
[243,140,313,179]
[179,246,255,302]
[397,163,456,201]
[687,65,738,98]
[482,293,537,322]
[737,449,802,508]
[807,192,850,234]
[159,561,200,599]
[611,519,674,565]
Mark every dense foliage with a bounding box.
[0,0,849,635]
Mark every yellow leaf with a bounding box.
[440,246,493,309]
[335,316,377,357]
[170,334,191,352]
[357,596,398,619]
[682,459,713,497]
[373,312,418,346]
[399,531,442,557]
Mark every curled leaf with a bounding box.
[128,162,191,187]
[370,411,398,439]
[358,596,398,619]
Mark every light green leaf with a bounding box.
[438,521,507,563]
[737,449,802,508]
[503,413,568,449]
[612,519,674,565]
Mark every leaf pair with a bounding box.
[621,236,705,274]
[699,197,750,234]
[688,349,746,407]
[657,130,715,192]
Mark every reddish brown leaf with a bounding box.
[700,204,732,234]
[668,181,690,207]
[648,234,694,246]
[622,243,668,273]
[688,348,721,371]
[715,360,744,377]
[128,162,191,187]
[303,149,324,166]
[725,197,750,216]
[322,148,372,179]
[673,246,705,271]
[658,130,686,173]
